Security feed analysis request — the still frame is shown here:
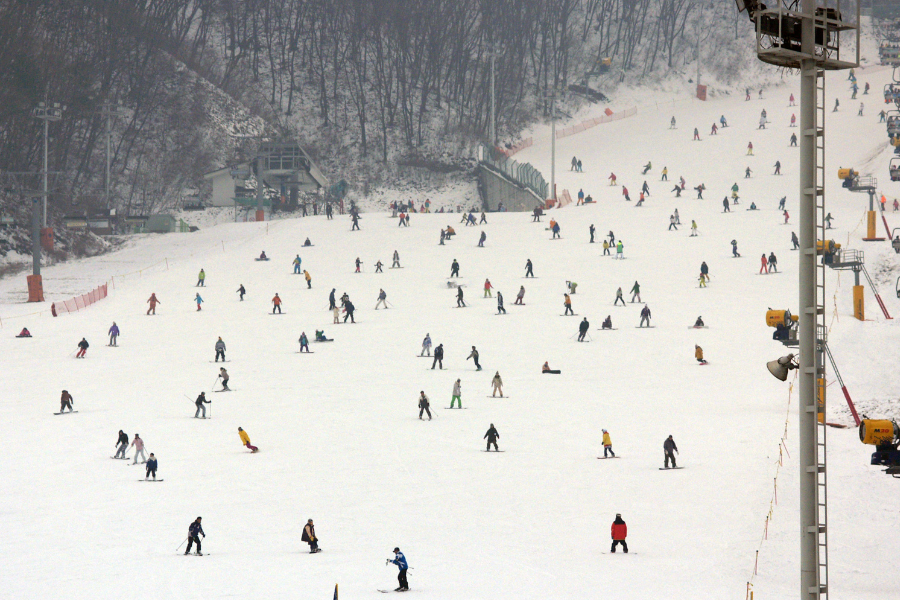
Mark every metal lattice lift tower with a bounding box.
[736,2,859,599]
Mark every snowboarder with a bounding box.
[789,93,795,106]
[293,255,302,274]
[642,180,650,196]
[343,300,356,323]
[355,258,362,273]
[694,316,705,327]
[601,316,613,329]
[615,240,624,259]
[376,289,388,310]
[238,427,258,452]
[790,132,797,146]
[700,261,709,279]
[611,514,628,553]
[551,220,561,239]
[272,293,282,314]
[578,317,590,342]
[792,232,799,250]
[491,372,504,397]
[695,345,707,365]
[302,519,319,553]
[603,240,610,255]
[197,269,206,287]
[114,430,129,458]
[614,287,625,306]
[824,213,833,229]
[711,123,718,135]
[693,127,700,141]
[59,390,73,413]
[329,289,337,310]
[571,156,578,171]
[451,379,462,408]
[76,337,89,358]
[108,322,119,346]
[389,548,409,591]
[351,213,360,230]
[299,332,310,353]
[731,240,740,257]
[783,210,790,224]
[215,337,226,362]
[17,327,31,338]
[483,279,493,298]
[259,251,268,260]
[642,161,651,175]
[669,215,678,231]
[525,259,534,277]
[662,167,668,181]
[695,184,705,199]
[145,453,157,480]
[723,197,731,212]
[497,291,506,314]
[747,142,754,155]
[304,270,312,288]
[759,254,768,274]
[420,334,432,357]
[589,224,596,243]
[478,231,486,247]
[639,305,651,328]
[630,281,641,303]
[192,392,211,418]
[778,197,786,211]
[392,250,400,268]
[484,424,500,451]
[515,286,525,305]
[456,286,466,307]
[774,160,781,175]
[602,430,615,457]
[432,343,444,369]
[768,252,778,272]
[450,259,460,277]
[480,211,487,224]
[745,167,752,179]
[131,434,147,464]
[418,391,432,420]
[672,184,682,197]
[670,116,676,128]
[560,293,572,315]
[698,273,707,288]
[622,186,631,201]
[664,435,679,468]
[467,346,481,370]
[542,362,560,374]
[690,220,698,237]
[608,173,617,185]
[194,293,203,311]
[237,285,245,301]
[185,517,205,555]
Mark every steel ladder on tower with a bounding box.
[813,68,829,600]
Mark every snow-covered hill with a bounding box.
[1,64,899,600]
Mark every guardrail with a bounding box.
[51,283,108,316]
[478,145,548,201]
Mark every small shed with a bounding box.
[146,214,177,233]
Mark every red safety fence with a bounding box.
[51,284,108,316]
[497,138,533,158]
[555,106,637,140]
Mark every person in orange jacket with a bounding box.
[611,514,628,553]
[759,254,769,274]
[272,293,283,314]
[695,345,707,365]
[146,293,160,315]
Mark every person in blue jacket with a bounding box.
[108,322,119,346]
[185,517,205,555]
[389,547,409,591]
[293,255,302,274]
[145,453,158,480]
[195,293,203,311]
[551,221,561,239]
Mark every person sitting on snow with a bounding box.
[17,327,31,338]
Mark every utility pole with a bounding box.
[550,93,556,202]
[32,102,64,227]
[490,52,496,147]
[100,103,124,210]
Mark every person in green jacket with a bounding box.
[630,281,641,303]
[197,269,205,287]
[615,240,624,259]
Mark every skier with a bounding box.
[420,334,432,357]
[695,184,705,199]
[639,305,651,328]
[700,261,709,279]
[392,250,400,268]
[215,337,226,362]
[630,281,641,303]
[578,317,590,342]
[642,161,651,175]
[197,269,205,287]
[783,209,790,224]
[450,259,460,277]
[768,252,778,272]
[695,345,707,365]
[293,255,302,274]
[690,220,698,237]
[745,167,752,179]
[731,240,740,257]
[76,337,89,359]
[188,391,211,419]
[194,293,203,311]
[824,213,833,229]
[515,286,525,305]
[693,127,700,141]
[478,231,486,247]
[60,390,74,413]
[108,322,119,346]
[589,224,596,243]
[483,279,493,298]
[792,232,799,250]
[145,454,157,480]
[467,346,482,370]
[601,316,613,329]
[661,166,668,181]
[131,434,147,464]
[778,197,786,211]
[615,240,624,259]
[602,430,615,457]
[722,197,731,213]
[237,285,245,301]
[432,343,444,370]
[790,132,798,146]
[611,514,628,553]
[343,300,356,323]
[304,270,312,288]
[355,258,362,273]
[456,286,466,308]
[670,116,676,128]
[480,211,487,224]
[563,293,573,315]
[238,427,258,452]
[302,519,319,553]
[484,424,500,451]
[663,435,679,468]
[114,430,129,459]
[698,273,707,288]
[759,115,766,129]
[525,259,534,278]
[497,291,506,314]
[642,180,650,196]
[451,379,462,408]
[272,293,283,314]
[185,517,205,555]
[376,289,388,310]
[418,391,432,420]
[389,548,409,591]
[603,240,611,255]
[774,160,781,175]
[491,372,504,397]
[215,367,228,391]
[299,332,310,353]
[551,220,561,239]
[329,289,337,310]
[614,287,625,306]
[747,141,754,155]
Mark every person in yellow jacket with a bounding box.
[661,166,668,181]
[303,270,312,289]
[695,345,707,365]
[238,427,258,452]
[601,429,615,457]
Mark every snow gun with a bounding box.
[766,309,798,344]
[859,419,900,477]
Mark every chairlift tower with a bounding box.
[736,2,859,599]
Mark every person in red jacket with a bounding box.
[611,514,628,553]
[759,254,769,274]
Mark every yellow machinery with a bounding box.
[766,309,798,343]
[859,419,900,476]
[838,168,886,241]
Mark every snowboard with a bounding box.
[559,313,578,316]
[495,312,508,315]
[443,407,468,409]
[269,312,287,315]
[597,328,618,331]
[688,326,708,329]
[597,456,620,459]
[296,351,316,354]
[54,411,78,415]
[313,340,334,343]
[659,467,684,470]
[635,326,656,328]
[106,344,119,347]
[482,450,505,452]
[254,258,270,261]
[486,396,508,398]
[138,479,164,482]
[377,590,408,593]
[16,335,32,338]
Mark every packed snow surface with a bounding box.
[2,67,900,600]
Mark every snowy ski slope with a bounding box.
[2,70,900,600]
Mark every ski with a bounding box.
[486,396,508,398]
[110,456,130,460]
[213,389,232,393]
[443,407,468,409]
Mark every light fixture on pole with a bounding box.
[99,102,125,209]
[767,353,799,381]
[31,101,65,228]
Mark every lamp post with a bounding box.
[99,102,124,209]
[31,102,65,227]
